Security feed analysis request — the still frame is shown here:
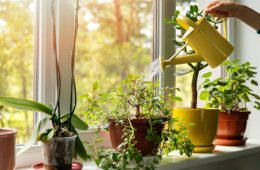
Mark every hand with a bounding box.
[205,1,241,18]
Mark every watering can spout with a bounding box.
[163,54,203,69]
[161,15,234,70]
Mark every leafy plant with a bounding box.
[77,81,109,126]
[87,75,194,170]
[165,4,222,108]
[0,0,90,160]
[200,59,260,112]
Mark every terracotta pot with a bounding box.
[216,111,250,146]
[108,118,165,155]
[32,162,83,170]
[173,108,219,153]
[0,128,17,170]
[42,136,76,170]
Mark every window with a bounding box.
[0,0,35,145]
[7,0,175,168]
[75,0,153,125]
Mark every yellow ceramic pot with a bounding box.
[173,108,219,153]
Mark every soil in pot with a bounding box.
[108,118,165,155]
[216,111,250,146]
[42,136,76,170]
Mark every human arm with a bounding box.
[205,1,260,31]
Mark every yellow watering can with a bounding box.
[161,15,234,69]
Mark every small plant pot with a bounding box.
[0,128,17,170]
[42,136,76,170]
[173,108,219,153]
[108,118,165,155]
[216,111,250,146]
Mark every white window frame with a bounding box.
[16,0,175,168]
[16,0,76,168]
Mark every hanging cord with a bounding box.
[69,0,80,131]
[51,0,62,130]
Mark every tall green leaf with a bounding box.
[0,97,52,116]
[70,125,90,160]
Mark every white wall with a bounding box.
[236,0,260,140]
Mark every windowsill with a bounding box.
[17,140,260,170]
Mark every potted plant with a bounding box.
[0,0,90,169]
[88,75,194,170]
[200,59,260,146]
[76,81,112,150]
[0,106,17,170]
[166,4,223,152]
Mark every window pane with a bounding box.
[0,0,34,144]
[175,0,193,107]
[75,0,153,125]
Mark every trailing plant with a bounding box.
[165,3,222,108]
[200,59,260,112]
[0,0,90,160]
[87,75,194,170]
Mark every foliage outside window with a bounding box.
[0,0,34,144]
[75,0,153,125]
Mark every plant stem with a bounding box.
[69,0,80,131]
[51,0,61,130]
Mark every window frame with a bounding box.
[16,0,56,167]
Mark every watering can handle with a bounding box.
[176,15,200,32]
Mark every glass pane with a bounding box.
[175,0,193,107]
[75,0,153,125]
[0,0,34,144]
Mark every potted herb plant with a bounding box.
[76,81,112,150]
[200,59,260,146]
[88,75,194,170]
[0,106,17,170]
[166,4,223,152]
[0,0,90,169]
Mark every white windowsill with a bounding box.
[17,140,260,170]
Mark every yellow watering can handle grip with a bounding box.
[176,15,200,31]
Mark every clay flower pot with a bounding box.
[42,136,76,170]
[216,111,250,146]
[173,108,219,153]
[108,118,165,155]
[0,128,17,170]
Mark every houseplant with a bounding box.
[0,106,17,170]
[200,59,260,146]
[0,0,90,169]
[166,4,223,152]
[87,75,194,170]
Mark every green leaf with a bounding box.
[0,97,52,116]
[92,81,99,91]
[17,117,49,156]
[171,96,182,102]
[72,114,88,130]
[194,5,199,13]
[217,81,228,86]
[251,80,258,86]
[190,5,194,13]
[70,126,90,160]
[200,90,209,100]
[202,72,212,78]
[62,114,88,130]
